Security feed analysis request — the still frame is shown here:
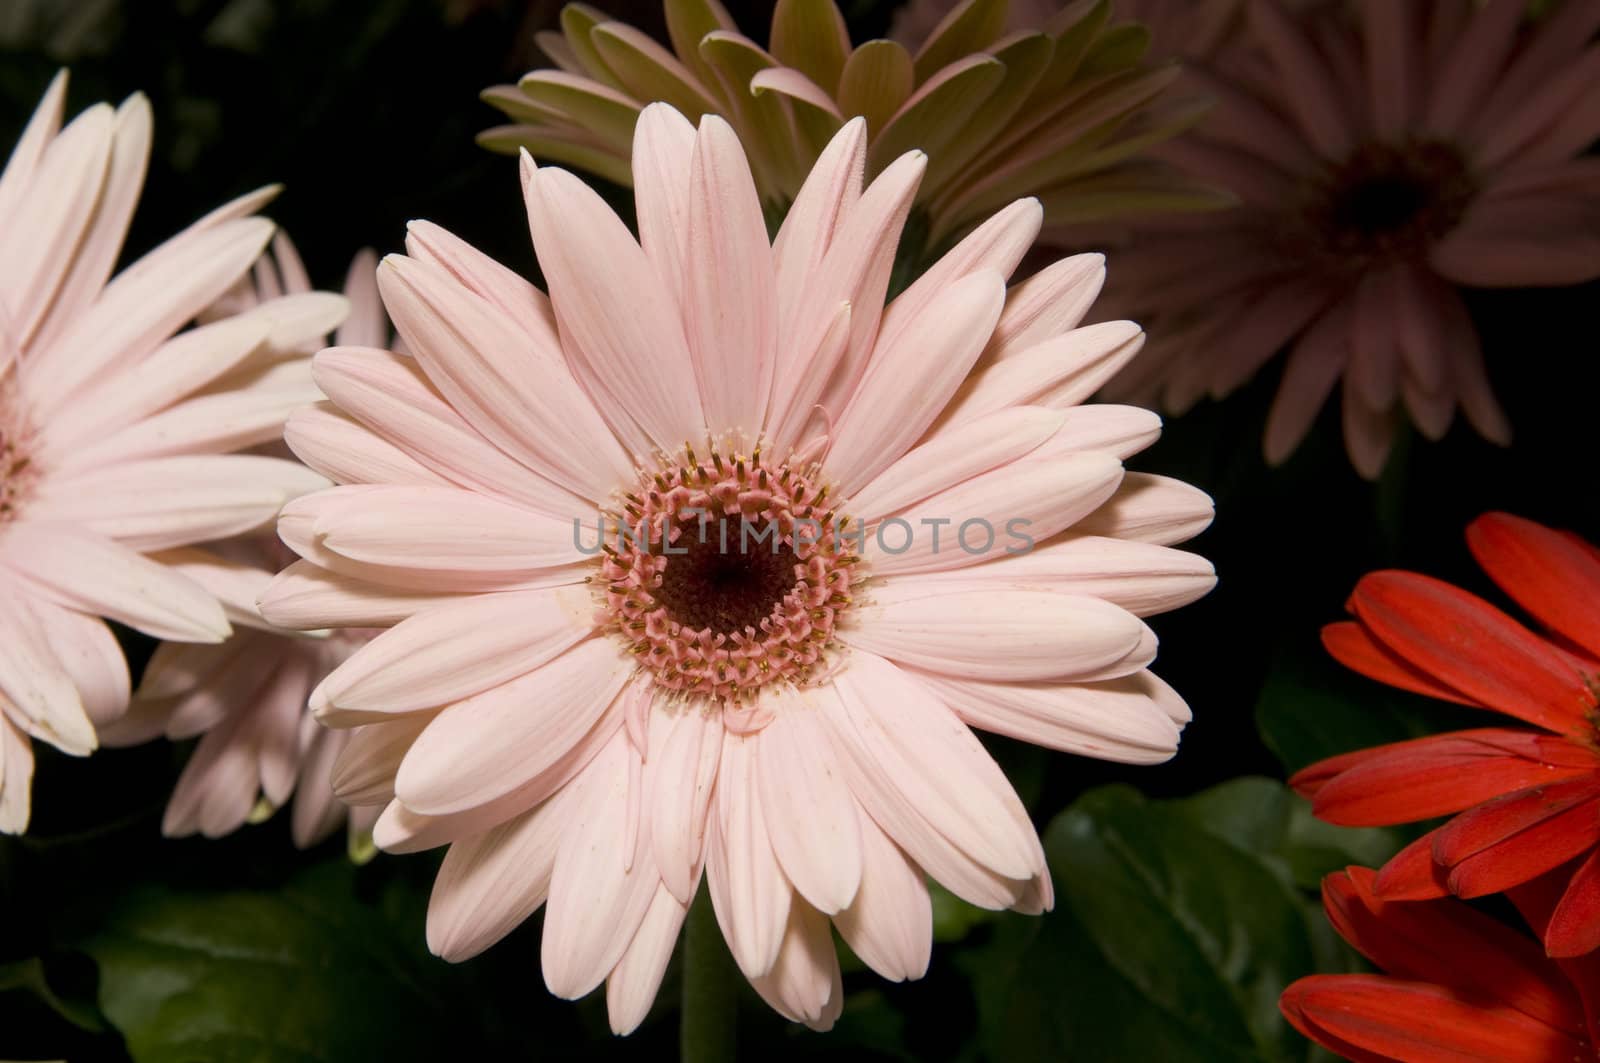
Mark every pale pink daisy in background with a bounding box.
[262,103,1215,1032]
[480,0,1225,248]
[0,72,336,832]
[106,238,387,853]
[1103,0,1600,477]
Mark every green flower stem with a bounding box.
[680,883,737,1063]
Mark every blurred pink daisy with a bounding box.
[263,104,1215,1032]
[1105,0,1600,477]
[109,239,386,852]
[0,72,332,832]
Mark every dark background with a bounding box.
[1,1,1595,1060]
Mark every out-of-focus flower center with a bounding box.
[0,377,33,523]
[596,443,860,704]
[1300,139,1476,264]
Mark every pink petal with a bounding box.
[312,347,587,516]
[289,484,587,578]
[0,714,36,832]
[0,102,113,345]
[28,456,326,552]
[823,653,1043,882]
[755,701,862,913]
[747,900,842,1031]
[402,220,558,347]
[832,807,931,982]
[918,670,1184,765]
[334,248,385,347]
[311,585,596,723]
[0,593,94,754]
[259,560,449,631]
[845,584,1149,682]
[1249,0,1353,158]
[541,732,658,999]
[379,252,634,494]
[876,197,1042,358]
[1071,473,1215,546]
[906,535,1216,618]
[2,522,229,642]
[30,601,129,728]
[706,733,793,978]
[768,148,924,453]
[1264,302,1349,465]
[162,711,258,838]
[631,104,696,305]
[36,312,271,463]
[395,639,633,815]
[1422,0,1525,136]
[945,321,1145,427]
[849,406,1064,521]
[523,160,704,456]
[372,685,623,853]
[772,117,866,322]
[646,705,723,904]
[828,270,1007,491]
[606,882,690,1035]
[684,115,777,433]
[426,791,569,961]
[983,253,1106,360]
[285,403,452,488]
[865,451,1125,576]
[1340,374,1396,481]
[0,70,67,228]
[30,216,274,420]
[330,714,432,804]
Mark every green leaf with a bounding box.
[968,779,1393,1063]
[0,955,106,1033]
[81,859,485,1063]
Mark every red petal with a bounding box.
[1512,867,1600,1044]
[1307,729,1593,826]
[1437,783,1600,897]
[1280,978,1398,1063]
[1350,570,1593,734]
[1323,868,1585,1035]
[1548,850,1600,958]
[1323,619,1484,707]
[1469,512,1600,660]
[1373,830,1451,900]
[1282,975,1584,1062]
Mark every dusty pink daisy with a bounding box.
[1104,0,1600,477]
[0,72,333,832]
[108,240,386,851]
[262,104,1215,1033]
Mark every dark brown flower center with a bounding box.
[650,532,804,635]
[0,383,31,523]
[596,445,860,704]
[1300,139,1476,264]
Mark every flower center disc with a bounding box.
[597,446,860,704]
[0,379,32,523]
[1298,139,1476,265]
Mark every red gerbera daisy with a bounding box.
[1292,511,1600,957]
[1280,866,1600,1062]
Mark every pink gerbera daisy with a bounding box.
[108,239,386,851]
[1105,0,1600,477]
[0,72,332,832]
[262,104,1215,1032]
